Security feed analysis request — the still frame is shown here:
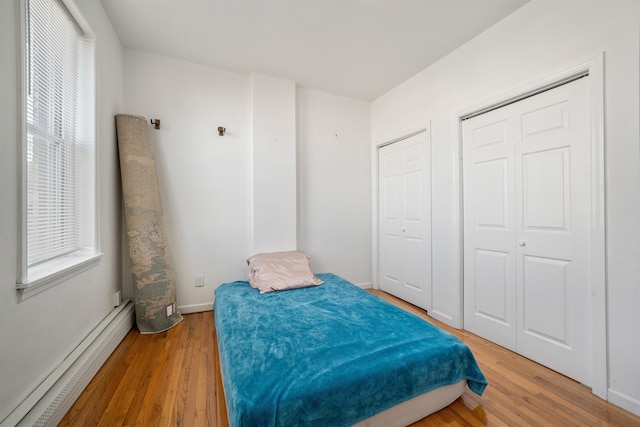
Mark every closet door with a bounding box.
[462,107,517,351]
[463,77,592,385]
[379,131,431,310]
[513,78,591,385]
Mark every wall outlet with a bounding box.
[195,274,205,287]
[112,290,122,307]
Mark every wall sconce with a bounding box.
[150,119,161,129]
[218,126,226,136]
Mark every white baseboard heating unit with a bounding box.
[0,300,135,427]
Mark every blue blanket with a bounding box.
[214,273,487,427]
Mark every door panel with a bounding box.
[404,237,424,292]
[474,159,509,228]
[379,131,431,310]
[521,101,568,138]
[522,255,570,344]
[463,107,517,351]
[404,171,423,221]
[380,234,400,286]
[474,249,509,325]
[473,118,509,149]
[515,78,591,386]
[382,175,400,223]
[522,148,569,230]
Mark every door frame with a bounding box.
[372,123,432,306]
[452,53,607,398]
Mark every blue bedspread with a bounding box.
[214,273,487,427]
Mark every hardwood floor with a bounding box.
[60,290,640,426]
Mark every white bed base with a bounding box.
[353,380,467,427]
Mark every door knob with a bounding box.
[519,241,526,246]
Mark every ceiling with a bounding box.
[100,0,530,101]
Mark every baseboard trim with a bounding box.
[355,282,373,289]
[179,302,214,314]
[608,388,640,417]
[1,301,135,427]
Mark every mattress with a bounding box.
[214,273,487,426]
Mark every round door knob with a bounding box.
[519,241,526,246]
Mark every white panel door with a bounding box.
[513,78,591,385]
[463,77,592,385]
[463,108,517,351]
[379,131,431,310]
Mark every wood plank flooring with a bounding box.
[60,290,640,426]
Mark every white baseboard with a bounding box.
[355,282,373,289]
[1,301,135,427]
[179,301,214,314]
[608,388,640,417]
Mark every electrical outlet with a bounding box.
[112,290,121,307]
[195,274,205,287]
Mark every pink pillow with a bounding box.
[246,251,324,294]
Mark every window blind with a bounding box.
[25,0,95,270]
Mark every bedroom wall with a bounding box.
[371,0,640,415]
[297,88,372,285]
[122,50,253,312]
[122,50,373,312]
[252,73,298,254]
[0,0,124,422]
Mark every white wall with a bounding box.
[123,50,253,312]
[297,88,372,285]
[122,51,373,312]
[0,0,124,421]
[252,73,297,254]
[372,0,640,414]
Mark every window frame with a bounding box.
[16,0,102,300]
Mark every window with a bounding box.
[17,0,99,298]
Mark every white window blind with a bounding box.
[19,0,98,294]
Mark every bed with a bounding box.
[214,264,487,426]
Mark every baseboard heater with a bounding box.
[0,300,135,427]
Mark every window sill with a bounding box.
[16,252,103,301]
